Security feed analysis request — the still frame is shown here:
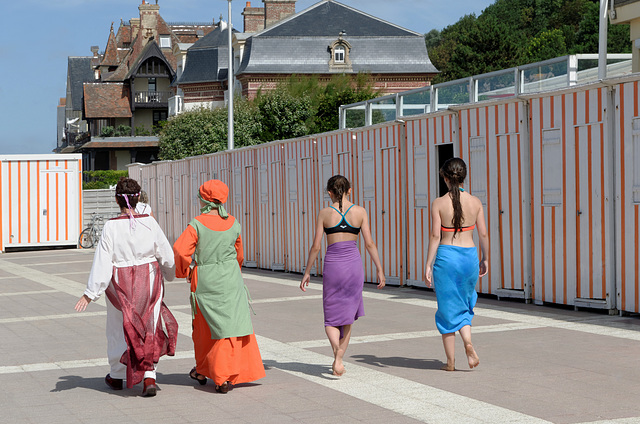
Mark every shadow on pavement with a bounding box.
[263,359,339,380]
[350,354,445,370]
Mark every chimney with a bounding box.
[139,0,160,47]
[242,1,265,33]
[263,0,296,28]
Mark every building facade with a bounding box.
[171,0,439,115]
[58,1,216,170]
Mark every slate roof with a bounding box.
[259,1,420,37]
[237,0,438,75]
[177,26,236,84]
[83,83,132,118]
[67,57,95,111]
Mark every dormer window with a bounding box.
[160,35,171,48]
[329,37,352,71]
[334,46,345,63]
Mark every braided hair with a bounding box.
[115,177,141,210]
[439,158,467,237]
[326,175,350,213]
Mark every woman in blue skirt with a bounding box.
[300,175,385,376]
[425,158,489,371]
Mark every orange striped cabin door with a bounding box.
[573,119,613,306]
[354,123,404,286]
[283,139,319,274]
[38,166,80,246]
[495,132,531,297]
[256,144,286,271]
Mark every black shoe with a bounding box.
[105,374,123,390]
[189,367,207,385]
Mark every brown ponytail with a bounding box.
[439,158,467,237]
[326,175,351,213]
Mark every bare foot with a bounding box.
[332,361,346,376]
[465,343,480,368]
[440,362,455,371]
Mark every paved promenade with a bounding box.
[1,248,640,424]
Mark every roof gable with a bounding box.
[257,0,420,38]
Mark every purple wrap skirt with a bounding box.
[322,240,365,335]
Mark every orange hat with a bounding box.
[199,179,229,204]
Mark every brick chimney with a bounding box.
[139,0,160,47]
[243,2,266,33]
[263,0,296,28]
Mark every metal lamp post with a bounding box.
[227,0,234,150]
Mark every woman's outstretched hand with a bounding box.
[75,294,91,312]
[376,270,386,289]
[300,274,310,292]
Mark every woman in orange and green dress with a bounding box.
[173,179,265,393]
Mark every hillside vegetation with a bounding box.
[426,0,631,83]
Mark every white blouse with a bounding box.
[84,215,175,300]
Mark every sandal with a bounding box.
[189,367,207,385]
[215,381,230,394]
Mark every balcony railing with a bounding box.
[134,91,170,106]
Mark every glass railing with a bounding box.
[339,54,632,128]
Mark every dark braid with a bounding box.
[115,177,141,209]
[439,158,467,237]
[326,175,351,213]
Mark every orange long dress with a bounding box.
[173,214,265,386]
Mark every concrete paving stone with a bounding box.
[6,253,640,423]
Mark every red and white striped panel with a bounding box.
[0,155,82,251]
[154,161,174,242]
[186,155,211,221]
[353,122,404,286]
[229,147,258,267]
[282,137,320,274]
[254,143,286,270]
[459,101,531,298]
[169,160,191,244]
[529,87,614,308]
[404,111,458,287]
[614,80,640,313]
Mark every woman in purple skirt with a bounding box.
[300,175,385,376]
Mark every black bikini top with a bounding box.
[324,204,361,235]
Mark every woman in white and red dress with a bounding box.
[75,178,177,397]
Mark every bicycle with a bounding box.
[79,212,104,248]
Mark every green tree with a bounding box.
[524,29,567,62]
[426,0,632,83]
[158,99,262,160]
[256,90,313,142]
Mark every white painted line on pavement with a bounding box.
[290,322,545,349]
[29,260,93,266]
[248,273,640,343]
[0,351,196,375]
[0,289,59,297]
[256,334,553,424]
[0,257,106,307]
[0,311,106,324]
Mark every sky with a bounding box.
[0,0,495,155]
